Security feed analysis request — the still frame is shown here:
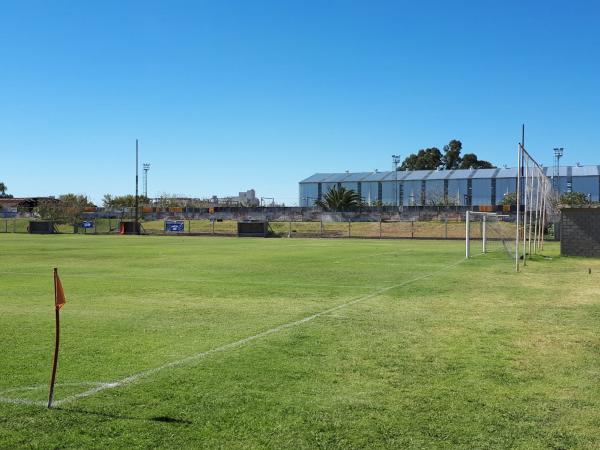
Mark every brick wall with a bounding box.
[560,208,600,257]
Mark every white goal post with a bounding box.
[465,211,510,258]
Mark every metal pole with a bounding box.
[527,160,534,257]
[465,211,470,258]
[348,219,351,238]
[482,214,487,253]
[540,181,547,250]
[135,139,139,235]
[522,153,529,265]
[515,144,521,272]
[533,169,541,253]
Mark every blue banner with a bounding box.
[165,220,185,232]
[81,221,94,229]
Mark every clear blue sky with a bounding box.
[1,0,599,205]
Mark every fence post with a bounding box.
[320,217,323,237]
[411,220,414,239]
[212,220,215,235]
[188,219,191,235]
[348,219,351,238]
[445,218,448,239]
[379,218,382,239]
[13,219,16,233]
[288,219,292,238]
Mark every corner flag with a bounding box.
[48,268,66,408]
[54,269,66,310]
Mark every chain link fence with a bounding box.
[1,215,518,240]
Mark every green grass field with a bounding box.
[1,234,599,449]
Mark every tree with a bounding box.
[459,153,495,169]
[315,186,362,211]
[400,140,496,171]
[501,192,517,205]
[36,194,95,225]
[442,140,462,170]
[399,148,442,170]
[560,192,590,206]
[103,194,150,208]
[0,182,11,198]
[102,194,113,207]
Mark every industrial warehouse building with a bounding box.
[299,166,600,207]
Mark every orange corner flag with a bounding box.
[54,268,66,310]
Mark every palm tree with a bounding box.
[0,182,7,197]
[315,186,362,211]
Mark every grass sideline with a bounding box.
[0,234,599,448]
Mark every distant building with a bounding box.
[212,189,260,207]
[299,166,600,207]
[0,197,56,213]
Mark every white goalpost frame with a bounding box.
[465,211,508,259]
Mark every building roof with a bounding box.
[299,166,598,183]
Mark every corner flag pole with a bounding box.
[48,267,66,409]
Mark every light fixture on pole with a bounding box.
[143,163,151,198]
[392,154,401,207]
[553,148,563,193]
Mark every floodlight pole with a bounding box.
[392,155,401,207]
[143,163,151,198]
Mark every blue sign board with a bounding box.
[81,221,94,229]
[165,220,185,232]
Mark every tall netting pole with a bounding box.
[540,179,547,251]
[536,169,544,253]
[527,157,535,257]
[515,144,522,272]
[533,170,540,253]
[522,151,529,265]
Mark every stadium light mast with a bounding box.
[392,154,401,207]
[553,147,563,193]
[143,163,151,198]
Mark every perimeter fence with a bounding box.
[1,212,519,241]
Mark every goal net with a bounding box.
[515,143,558,271]
[465,212,516,259]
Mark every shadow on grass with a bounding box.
[53,407,192,425]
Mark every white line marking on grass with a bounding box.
[0,382,113,407]
[1,258,466,408]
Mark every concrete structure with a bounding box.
[299,166,600,207]
[560,207,600,257]
[211,189,260,207]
